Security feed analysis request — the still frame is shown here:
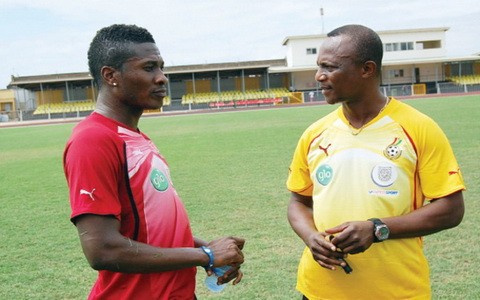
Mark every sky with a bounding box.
[1,0,479,89]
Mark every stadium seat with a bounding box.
[33,100,96,115]
[181,88,290,106]
[448,75,480,85]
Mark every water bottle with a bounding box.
[204,265,231,292]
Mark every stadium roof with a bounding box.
[9,72,92,85]
[382,55,480,65]
[8,59,287,87]
[269,54,480,73]
[165,59,286,74]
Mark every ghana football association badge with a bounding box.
[383,138,402,160]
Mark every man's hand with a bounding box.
[207,236,245,267]
[306,231,347,270]
[326,221,375,254]
[204,236,245,284]
[217,265,243,285]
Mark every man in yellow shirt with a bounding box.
[286,24,465,299]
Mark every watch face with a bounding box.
[376,225,390,240]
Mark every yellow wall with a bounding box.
[444,64,451,77]
[0,89,15,111]
[413,83,427,95]
[0,89,14,101]
[283,75,290,89]
[474,62,480,75]
[235,77,260,90]
[186,79,211,93]
[86,86,97,101]
[35,89,64,104]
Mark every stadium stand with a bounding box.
[33,100,95,115]
[32,96,171,115]
[181,88,290,105]
[448,75,480,85]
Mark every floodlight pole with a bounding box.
[320,7,324,34]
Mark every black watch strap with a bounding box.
[368,218,388,243]
[369,218,383,227]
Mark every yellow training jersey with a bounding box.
[287,98,465,300]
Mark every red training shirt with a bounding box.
[64,112,196,299]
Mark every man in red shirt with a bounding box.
[64,24,245,299]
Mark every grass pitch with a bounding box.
[0,94,478,299]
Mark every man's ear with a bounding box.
[362,61,377,79]
[100,66,118,86]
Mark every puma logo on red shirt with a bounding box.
[80,188,96,201]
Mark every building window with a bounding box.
[388,69,404,78]
[384,42,414,52]
[416,40,441,50]
[306,48,317,55]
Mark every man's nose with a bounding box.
[155,71,168,84]
[315,71,327,82]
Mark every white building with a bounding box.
[273,27,480,92]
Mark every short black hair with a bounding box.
[87,24,156,87]
[327,24,383,76]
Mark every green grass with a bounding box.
[0,94,479,299]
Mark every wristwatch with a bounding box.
[368,218,390,242]
[200,246,214,269]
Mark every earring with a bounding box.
[113,82,118,86]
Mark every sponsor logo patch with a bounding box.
[371,163,397,187]
[150,168,169,191]
[316,164,333,186]
[368,190,399,196]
